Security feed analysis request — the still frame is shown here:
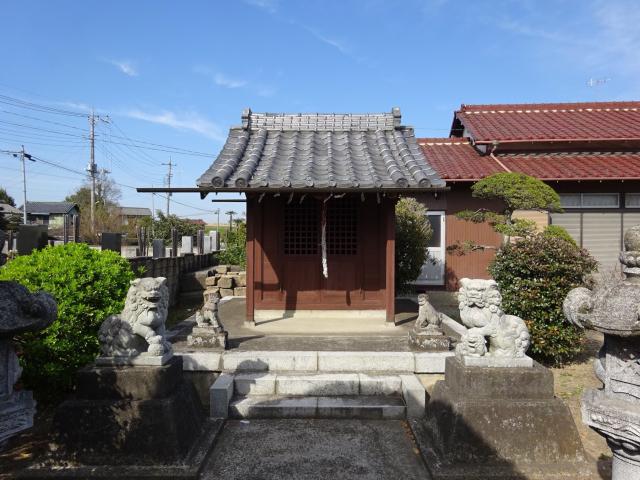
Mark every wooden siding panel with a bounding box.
[582,213,622,272]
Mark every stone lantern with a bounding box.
[564,224,640,478]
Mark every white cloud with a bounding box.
[105,59,138,77]
[302,25,351,56]
[243,0,278,13]
[125,109,225,141]
[213,73,248,89]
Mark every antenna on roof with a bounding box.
[587,78,610,87]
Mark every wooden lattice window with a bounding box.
[327,198,358,255]
[284,201,319,255]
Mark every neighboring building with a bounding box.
[196,108,446,323]
[187,218,206,227]
[116,206,152,225]
[21,201,80,228]
[416,101,640,290]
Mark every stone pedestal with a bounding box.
[411,356,598,480]
[187,326,227,348]
[0,340,36,445]
[407,329,450,351]
[28,357,221,479]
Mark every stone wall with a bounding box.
[128,253,217,306]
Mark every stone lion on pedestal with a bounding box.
[455,278,530,358]
[98,277,172,358]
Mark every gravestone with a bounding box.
[152,239,165,259]
[564,224,640,479]
[16,225,48,255]
[100,232,122,253]
[181,235,194,255]
[0,281,56,446]
[209,230,219,251]
[202,235,213,254]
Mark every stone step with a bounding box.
[233,373,402,397]
[228,395,406,419]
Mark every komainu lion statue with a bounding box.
[98,277,172,358]
[455,278,530,358]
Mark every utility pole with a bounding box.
[17,145,34,224]
[161,159,174,216]
[86,111,109,235]
[214,208,220,235]
[87,112,97,233]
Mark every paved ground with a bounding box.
[201,419,430,480]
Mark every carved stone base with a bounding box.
[187,327,227,349]
[0,390,35,445]
[459,354,534,368]
[408,330,450,351]
[582,388,640,480]
[411,356,598,479]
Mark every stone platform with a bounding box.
[410,356,599,480]
[21,357,221,479]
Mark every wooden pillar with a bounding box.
[385,198,396,324]
[245,196,256,326]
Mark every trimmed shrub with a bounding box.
[218,222,246,267]
[542,224,578,247]
[0,243,134,397]
[395,198,433,294]
[489,234,597,365]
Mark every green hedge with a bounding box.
[395,198,432,294]
[489,234,597,365]
[0,243,134,397]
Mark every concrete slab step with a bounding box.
[229,395,406,419]
[233,373,402,396]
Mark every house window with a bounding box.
[327,198,358,255]
[284,201,319,255]
[559,193,619,209]
[626,194,640,208]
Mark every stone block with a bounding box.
[276,374,360,396]
[75,357,182,400]
[400,374,426,419]
[358,374,402,395]
[222,351,318,372]
[234,287,246,296]
[220,288,234,297]
[217,276,234,289]
[316,396,406,420]
[414,351,455,374]
[444,356,553,400]
[228,265,243,272]
[229,396,317,419]
[214,265,228,274]
[235,273,247,287]
[408,330,451,351]
[180,352,222,371]
[460,354,533,368]
[205,276,217,286]
[412,355,597,479]
[317,352,414,373]
[210,373,234,418]
[234,373,277,395]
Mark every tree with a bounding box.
[139,211,199,245]
[395,198,433,294]
[0,186,19,231]
[450,172,562,253]
[65,171,122,242]
[217,220,246,267]
[0,187,16,206]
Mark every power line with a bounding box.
[0,95,87,117]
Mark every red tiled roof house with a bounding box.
[414,101,640,290]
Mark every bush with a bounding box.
[218,221,246,267]
[489,234,597,365]
[0,243,134,397]
[395,198,433,294]
[542,224,578,247]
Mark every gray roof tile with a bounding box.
[197,108,446,191]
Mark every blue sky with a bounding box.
[0,0,638,222]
